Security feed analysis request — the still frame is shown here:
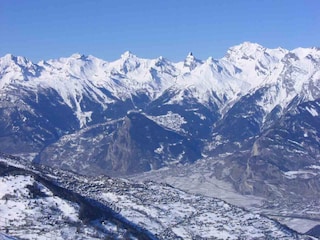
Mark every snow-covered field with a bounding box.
[0,158,150,239]
[0,175,84,239]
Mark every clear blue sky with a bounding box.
[1,0,319,62]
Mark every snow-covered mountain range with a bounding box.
[0,42,320,236]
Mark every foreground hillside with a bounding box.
[0,155,315,239]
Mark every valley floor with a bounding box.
[129,158,320,235]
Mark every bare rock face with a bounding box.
[208,97,320,200]
[39,112,201,176]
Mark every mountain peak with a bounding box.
[70,53,88,60]
[224,42,270,63]
[121,51,136,59]
[115,51,140,73]
[185,52,196,60]
[206,56,214,64]
[240,41,262,48]
[1,54,15,65]
[3,53,15,60]
[228,42,264,55]
[158,56,164,61]
[184,52,202,71]
[155,55,166,64]
[0,54,31,67]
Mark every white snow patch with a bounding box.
[148,111,187,133]
[306,106,318,116]
[283,170,317,179]
[307,165,320,170]
[154,144,164,154]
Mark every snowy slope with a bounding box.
[3,157,310,240]
[0,175,84,239]
[0,157,156,240]
[0,233,16,240]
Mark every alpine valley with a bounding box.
[0,42,320,239]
